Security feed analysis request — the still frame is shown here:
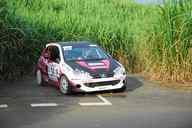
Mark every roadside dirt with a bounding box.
[130,73,192,92]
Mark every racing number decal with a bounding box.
[48,63,60,81]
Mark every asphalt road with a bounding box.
[0,76,192,128]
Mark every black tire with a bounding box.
[120,85,127,91]
[116,85,127,92]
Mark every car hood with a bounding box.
[65,59,120,78]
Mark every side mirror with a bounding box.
[55,58,60,63]
[44,53,49,59]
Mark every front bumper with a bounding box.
[69,76,126,92]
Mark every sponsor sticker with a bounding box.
[89,44,97,47]
[63,46,72,51]
[88,63,104,66]
[98,86,109,90]
[48,63,60,81]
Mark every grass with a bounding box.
[1,0,192,82]
[145,0,192,82]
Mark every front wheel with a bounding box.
[116,85,127,92]
[59,76,71,95]
[119,85,127,92]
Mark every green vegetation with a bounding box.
[0,0,28,80]
[147,0,192,81]
[0,0,37,80]
[1,0,192,82]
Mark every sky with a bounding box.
[135,0,164,4]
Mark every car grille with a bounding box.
[84,80,120,88]
[91,73,114,79]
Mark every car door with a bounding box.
[47,46,61,83]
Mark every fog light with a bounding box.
[76,84,81,88]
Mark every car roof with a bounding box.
[50,41,97,47]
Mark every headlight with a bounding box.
[71,69,92,80]
[113,66,126,77]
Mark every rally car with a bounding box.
[36,41,127,94]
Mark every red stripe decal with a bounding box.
[76,60,110,71]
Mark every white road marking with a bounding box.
[0,104,8,108]
[97,95,112,105]
[1,95,112,108]
[30,103,58,107]
[79,95,112,106]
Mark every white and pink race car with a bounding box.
[36,41,127,94]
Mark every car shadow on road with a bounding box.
[0,75,143,97]
[125,76,143,92]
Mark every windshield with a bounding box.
[63,45,109,61]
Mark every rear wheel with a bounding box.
[59,76,71,95]
[36,69,44,86]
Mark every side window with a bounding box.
[50,46,60,63]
